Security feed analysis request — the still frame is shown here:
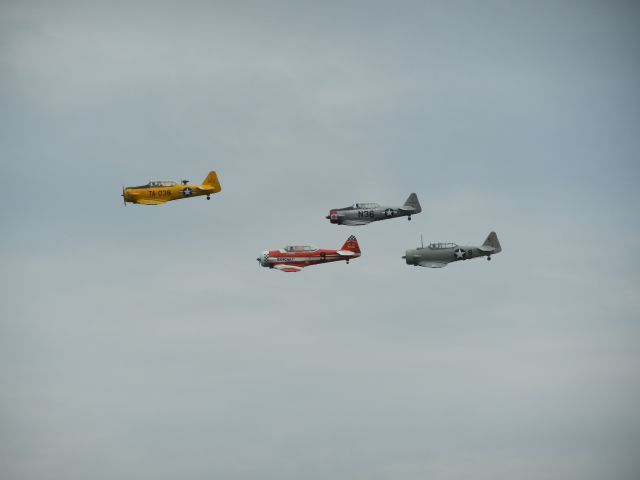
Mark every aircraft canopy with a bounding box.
[353,202,379,209]
[428,242,458,249]
[149,181,177,187]
[283,245,317,253]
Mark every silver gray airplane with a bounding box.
[326,193,422,226]
[403,231,502,268]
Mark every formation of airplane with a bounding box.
[122,171,221,205]
[257,235,361,272]
[120,172,501,271]
[403,231,502,268]
[326,193,422,225]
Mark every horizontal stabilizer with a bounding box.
[197,185,217,192]
[337,250,357,256]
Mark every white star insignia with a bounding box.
[454,248,465,259]
[385,208,394,217]
[182,188,193,196]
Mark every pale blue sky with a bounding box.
[1,1,639,479]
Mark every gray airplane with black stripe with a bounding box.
[326,193,422,226]
[403,231,502,268]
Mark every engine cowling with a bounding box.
[327,209,339,224]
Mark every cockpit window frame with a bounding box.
[428,242,458,250]
[353,202,380,209]
[283,245,318,253]
[148,181,178,187]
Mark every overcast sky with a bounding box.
[1,1,639,479]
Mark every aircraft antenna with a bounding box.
[421,234,424,248]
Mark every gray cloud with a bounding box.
[1,1,639,479]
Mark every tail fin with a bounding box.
[403,193,422,213]
[339,235,361,254]
[481,231,501,253]
[202,171,222,192]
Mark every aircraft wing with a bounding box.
[418,261,447,268]
[341,220,370,226]
[273,264,303,273]
[137,199,168,205]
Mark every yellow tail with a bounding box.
[202,171,222,192]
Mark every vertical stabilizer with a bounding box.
[482,231,501,253]
[339,235,361,254]
[202,171,222,192]
[403,193,422,213]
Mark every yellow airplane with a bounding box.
[122,171,222,205]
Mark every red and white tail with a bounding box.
[339,235,361,254]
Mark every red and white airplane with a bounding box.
[257,235,361,272]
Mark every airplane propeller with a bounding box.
[121,186,126,206]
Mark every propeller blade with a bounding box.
[122,186,126,206]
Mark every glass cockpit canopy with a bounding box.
[428,242,458,249]
[149,181,178,187]
[353,202,379,209]
[283,245,317,253]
